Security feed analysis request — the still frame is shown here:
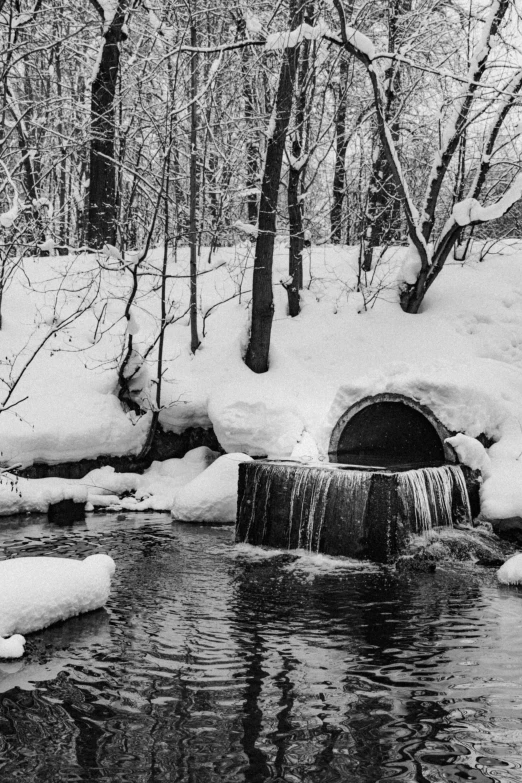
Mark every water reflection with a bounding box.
[0,513,520,781]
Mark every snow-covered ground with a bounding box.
[1,240,522,519]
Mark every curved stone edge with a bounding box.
[328,392,457,465]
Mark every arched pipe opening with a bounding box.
[328,393,456,471]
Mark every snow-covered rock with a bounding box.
[445,433,491,475]
[0,554,115,658]
[481,459,522,520]
[497,553,522,585]
[0,635,25,659]
[171,452,253,523]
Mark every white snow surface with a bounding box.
[97,0,118,29]
[452,174,522,226]
[445,434,491,475]
[0,474,90,516]
[171,453,253,523]
[4,243,522,519]
[343,25,375,59]
[0,554,115,658]
[264,22,327,51]
[497,553,522,585]
[119,446,221,512]
[399,241,424,284]
[0,447,221,516]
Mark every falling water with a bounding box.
[397,464,472,534]
[237,462,373,556]
[236,461,473,562]
[240,462,282,543]
[288,467,370,551]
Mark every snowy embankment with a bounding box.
[1,242,522,519]
[0,554,115,658]
[0,447,252,523]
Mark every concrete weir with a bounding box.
[236,461,472,563]
[235,394,474,563]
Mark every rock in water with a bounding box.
[0,554,115,658]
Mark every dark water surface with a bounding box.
[0,513,522,782]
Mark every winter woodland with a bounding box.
[1,1,522,521]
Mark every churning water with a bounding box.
[0,512,522,782]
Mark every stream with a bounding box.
[0,512,521,782]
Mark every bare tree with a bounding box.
[86,0,128,248]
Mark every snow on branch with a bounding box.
[264,21,330,52]
[169,54,222,120]
[421,0,509,240]
[97,0,118,30]
[0,162,19,229]
[340,25,375,60]
[452,173,522,226]
[141,0,174,40]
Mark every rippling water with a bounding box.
[0,512,521,782]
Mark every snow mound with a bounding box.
[110,446,220,512]
[445,433,492,475]
[497,553,522,585]
[171,453,253,523]
[0,635,25,659]
[76,466,139,496]
[0,554,115,658]
[481,460,522,519]
[136,446,218,499]
[0,474,89,517]
[208,380,304,457]
[0,447,221,517]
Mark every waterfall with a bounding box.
[288,467,371,551]
[236,461,473,562]
[237,462,374,555]
[397,465,472,534]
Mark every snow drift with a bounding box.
[171,452,254,523]
[0,554,115,658]
[497,553,522,585]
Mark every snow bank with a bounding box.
[5,243,522,521]
[0,474,88,516]
[497,553,522,585]
[171,453,253,523]
[118,446,220,512]
[0,554,115,658]
[209,379,304,457]
[480,459,522,520]
[0,447,221,517]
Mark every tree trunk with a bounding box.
[363,0,409,271]
[287,8,313,317]
[330,55,349,244]
[86,3,127,248]
[238,16,260,226]
[245,14,299,373]
[189,24,200,354]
